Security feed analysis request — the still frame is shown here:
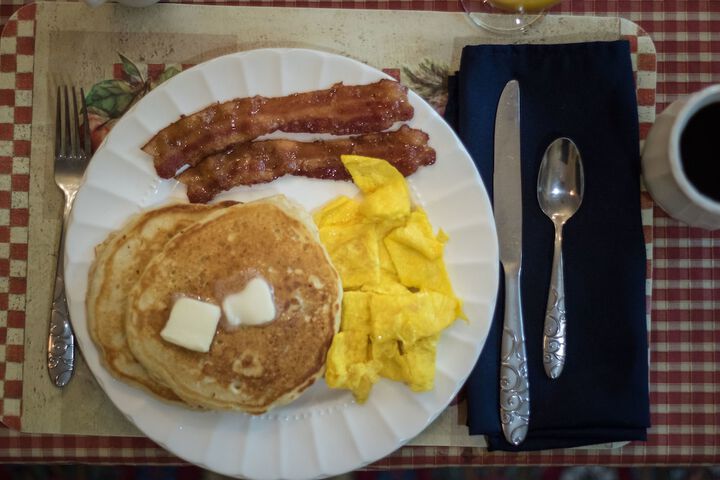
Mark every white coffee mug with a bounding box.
[642,84,720,230]
[84,0,160,7]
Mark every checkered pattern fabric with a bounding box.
[0,0,28,34]
[0,0,717,468]
[0,1,33,432]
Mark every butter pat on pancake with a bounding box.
[161,298,222,352]
[125,196,342,414]
[222,277,276,327]
[86,202,233,403]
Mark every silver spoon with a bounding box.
[537,137,584,379]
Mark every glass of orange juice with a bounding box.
[461,0,563,33]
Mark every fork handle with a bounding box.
[47,219,75,387]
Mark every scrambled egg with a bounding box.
[317,155,464,402]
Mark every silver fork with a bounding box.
[47,86,91,387]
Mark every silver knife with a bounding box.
[493,79,530,446]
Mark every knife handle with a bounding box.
[543,224,567,379]
[499,265,530,446]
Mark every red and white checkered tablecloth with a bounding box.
[0,0,718,468]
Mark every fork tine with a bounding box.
[80,87,91,159]
[62,86,71,157]
[55,86,61,159]
[70,86,80,157]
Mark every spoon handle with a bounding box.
[543,224,567,379]
[500,264,530,445]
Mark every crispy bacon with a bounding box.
[178,125,436,203]
[143,80,414,179]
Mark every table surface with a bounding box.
[0,0,718,470]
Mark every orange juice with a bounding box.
[490,0,561,12]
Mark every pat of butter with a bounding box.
[161,297,221,352]
[223,277,276,327]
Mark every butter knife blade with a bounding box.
[493,79,530,446]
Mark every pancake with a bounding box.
[125,195,342,413]
[86,202,234,402]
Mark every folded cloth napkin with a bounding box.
[445,41,650,451]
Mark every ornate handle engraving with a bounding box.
[543,224,567,379]
[47,218,75,387]
[500,265,530,445]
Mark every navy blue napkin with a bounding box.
[445,41,650,451]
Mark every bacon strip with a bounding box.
[143,80,414,179]
[178,126,436,203]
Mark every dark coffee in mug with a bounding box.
[679,102,720,202]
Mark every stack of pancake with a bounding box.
[86,195,342,414]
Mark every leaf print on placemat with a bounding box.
[86,79,138,119]
[402,59,450,114]
[119,53,143,86]
[84,53,186,151]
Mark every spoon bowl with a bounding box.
[538,138,585,221]
[537,137,584,379]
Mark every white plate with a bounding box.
[65,48,499,479]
